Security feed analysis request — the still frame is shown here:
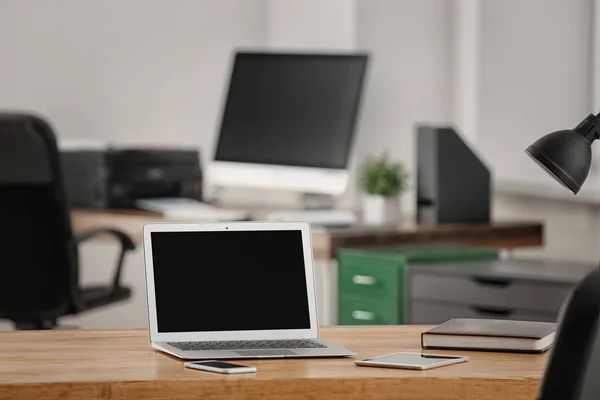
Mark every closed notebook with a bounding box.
[421,318,556,353]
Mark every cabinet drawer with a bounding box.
[338,261,401,298]
[408,301,557,325]
[338,294,402,325]
[410,273,573,314]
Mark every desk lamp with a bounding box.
[526,112,600,400]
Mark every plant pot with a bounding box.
[362,195,400,225]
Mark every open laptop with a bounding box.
[142,221,355,359]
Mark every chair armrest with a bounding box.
[74,228,136,292]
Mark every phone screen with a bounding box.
[190,361,248,369]
[363,352,463,367]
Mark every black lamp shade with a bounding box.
[525,129,593,194]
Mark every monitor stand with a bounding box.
[264,193,357,228]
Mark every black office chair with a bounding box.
[537,268,600,399]
[0,112,136,330]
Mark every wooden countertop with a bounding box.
[70,208,544,259]
[0,326,546,400]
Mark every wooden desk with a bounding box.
[70,209,544,260]
[0,326,546,400]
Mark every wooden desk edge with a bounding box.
[0,376,541,400]
[70,209,544,260]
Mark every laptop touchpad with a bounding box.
[235,349,296,357]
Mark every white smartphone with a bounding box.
[355,351,469,370]
[184,360,257,374]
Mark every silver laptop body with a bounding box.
[142,221,354,359]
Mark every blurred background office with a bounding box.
[1,0,599,330]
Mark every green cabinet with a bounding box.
[338,294,402,325]
[338,257,402,298]
[336,246,499,325]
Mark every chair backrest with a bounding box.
[537,268,600,400]
[578,326,600,400]
[0,113,77,320]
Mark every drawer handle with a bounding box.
[352,275,376,285]
[352,310,375,321]
[473,277,513,287]
[472,306,513,317]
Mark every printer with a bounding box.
[60,146,203,209]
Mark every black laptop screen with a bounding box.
[150,230,311,333]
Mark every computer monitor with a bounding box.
[208,52,368,196]
[416,125,491,223]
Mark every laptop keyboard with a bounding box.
[167,339,326,351]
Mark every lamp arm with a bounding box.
[573,112,600,142]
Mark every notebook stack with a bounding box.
[421,318,556,353]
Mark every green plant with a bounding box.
[360,154,408,196]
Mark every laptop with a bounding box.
[142,221,355,359]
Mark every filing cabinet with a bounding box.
[406,259,596,324]
[338,295,402,325]
[336,246,500,325]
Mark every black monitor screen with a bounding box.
[215,52,368,169]
[150,230,311,333]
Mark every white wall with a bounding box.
[353,0,600,264]
[266,0,356,50]
[474,0,599,263]
[494,193,599,263]
[451,0,481,146]
[595,0,600,111]
[0,0,266,166]
[478,0,598,195]
[355,0,453,215]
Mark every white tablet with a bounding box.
[355,351,469,370]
